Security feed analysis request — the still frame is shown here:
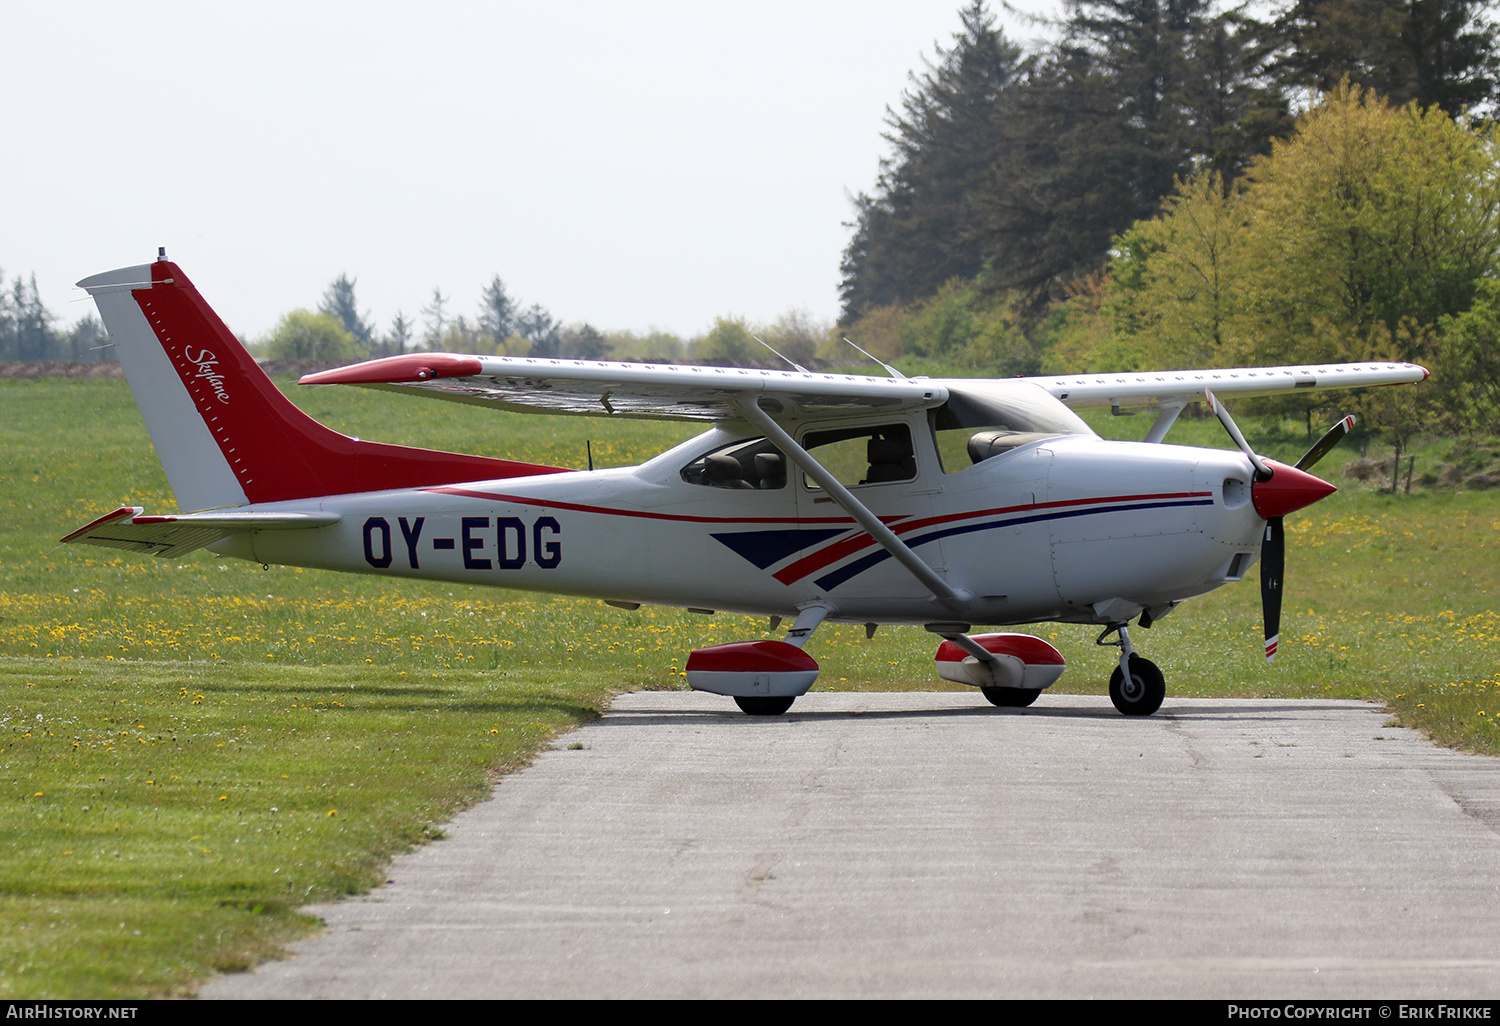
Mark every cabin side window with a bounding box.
[680,438,787,490]
[799,423,916,489]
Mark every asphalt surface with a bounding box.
[203,693,1500,1000]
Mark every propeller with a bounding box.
[1295,415,1356,472]
[1205,390,1349,662]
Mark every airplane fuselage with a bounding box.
[216,426,1264,629]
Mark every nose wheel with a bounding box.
[1098,623,1166,716]
[1108,654,1165,716]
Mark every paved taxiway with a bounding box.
[204,693,1500,999]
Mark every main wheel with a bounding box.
[734,695,796,716]
[1108,655,1165,716]
[981,686,1040,708]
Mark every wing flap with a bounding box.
[62,507,341,558]
[301,354,947,422]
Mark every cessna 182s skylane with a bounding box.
[65,255,1428,717]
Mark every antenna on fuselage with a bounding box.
[752,336,809,374]
[842,336,907,380]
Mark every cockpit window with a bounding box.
[800,423,916,488]
[932,382,1093,473]
[681,437,787,490]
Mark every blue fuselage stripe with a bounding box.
[812,498,1216,591]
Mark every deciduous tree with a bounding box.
[1235,82,1500,366]
[263,310,363,362]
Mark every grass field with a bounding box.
[2,375,1497,997]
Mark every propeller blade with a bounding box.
[1295,415,1356,471]
[1261,517,1285,663]
[1205,388,1271,479]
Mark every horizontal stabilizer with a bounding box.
[62,506,340,558]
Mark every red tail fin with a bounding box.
[81,259,568,509]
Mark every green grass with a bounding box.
[1,657,610,996]
[2,376,1498,996]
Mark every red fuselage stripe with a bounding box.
[424,485,908,527]
[424,485,1214,581]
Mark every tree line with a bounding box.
[254,275,846,369]
[841,0,1498,318]
[838,0,1500,434]
[0,271,108,362]
[0,261,849,371]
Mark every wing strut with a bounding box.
[738,400,973,614]
[1142,398,1188,444]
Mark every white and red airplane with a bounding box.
[65,254,1428,716]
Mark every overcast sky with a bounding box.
[3,1,1057,341]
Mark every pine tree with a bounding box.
[975,0,1280,300]
[478,276,515,351]
[12,274,58,360]
[0,270,14,361]
[840,1,1025,320]
[1271,0,1498,116]
[517,304,560,357]
[384,311,413,356]
[319,274,375,351]
[420,288,448,350]
[68,315,110,362]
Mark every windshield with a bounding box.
[931,380,1094,472]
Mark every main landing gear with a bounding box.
[734,696,797,716]
[684,604,832,716]
[981,686,1041,708]
[687,613,1168,718]
[1098,623,1165,716]
[934,631,1066,709]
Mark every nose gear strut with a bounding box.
[1097,623,1166,716]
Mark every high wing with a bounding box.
[300,353,947,421]
[1024,362,1429,409]
[301,352,1427,423]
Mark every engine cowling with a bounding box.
[934,633,1066,691]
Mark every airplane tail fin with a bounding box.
[78,256,567,512]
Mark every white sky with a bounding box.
[2,1,1057,341]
